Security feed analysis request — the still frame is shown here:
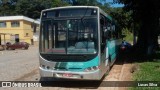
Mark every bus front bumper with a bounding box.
[39,67,101,80]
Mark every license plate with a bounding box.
[63,73,73,77]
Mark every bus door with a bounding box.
[100,15,107,70]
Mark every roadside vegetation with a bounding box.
[133,61,160,81]
[122,28,133,44]
[129,51,160,90]
[130,61,160,90]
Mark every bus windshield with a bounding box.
[40,17,98,54]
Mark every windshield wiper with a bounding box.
[80,6,89,27]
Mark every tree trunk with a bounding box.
[136,14,159,55]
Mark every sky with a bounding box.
[0,0,124,7]
[104,0,124,7]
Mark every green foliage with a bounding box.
[15,0,52,19]
[0,0,17,16]
[114,0,160,53]
[52,0,70,7]
[0,0,52,19]
[122,28,133,42]
[109,8,133,31]
[133,61,160,81]
[66,0,99,6]
[130,61,160,90]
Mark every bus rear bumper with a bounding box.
[39,67,101,80]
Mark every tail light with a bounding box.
[121,46,126,50]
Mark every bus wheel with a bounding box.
[40,77,58,82]
[40,77,48,81]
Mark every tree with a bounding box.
[0,0,17,16]
[52,0,70,7]
[114,0,160,54]
[15,0,52,19]
[64,0,99,6]
[0,0,53,18]
[109,7,132,31]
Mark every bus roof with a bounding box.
[42,6,99,12]
[42,6,112,21]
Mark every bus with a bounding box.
[39,6,122,80]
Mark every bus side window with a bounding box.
[100,14,107,53]
[100,14,106,40]
[106,19,112,39]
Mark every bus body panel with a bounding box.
[39,55,102,80]
[100,39,121,74]
[39,55,99,72]
[39,67,101,80]
[107,39,122,65]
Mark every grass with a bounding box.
[130,60,160,90]
[122,29,160,90]
[133,61,160,81]
[122,28,133,43]
[124,33,133,43]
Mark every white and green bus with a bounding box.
[39,6,122,80]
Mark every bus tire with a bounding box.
[40,77,48,81]
[40,77,56,81]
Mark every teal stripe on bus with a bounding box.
[54,56,99,71]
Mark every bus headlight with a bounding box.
[41,65,46,69]
[84,66,99,72]
[40,65,50,70]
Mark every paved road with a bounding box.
[0,46,132,90]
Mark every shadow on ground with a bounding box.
[120,46,160,63]
[39,77,102,89]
